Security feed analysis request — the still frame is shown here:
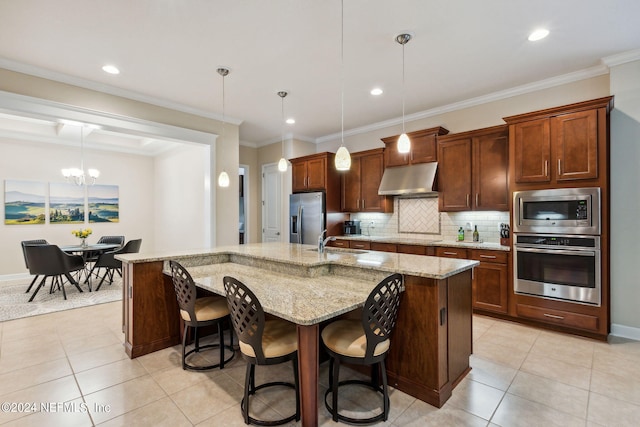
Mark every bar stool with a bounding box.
[169,261,234,371]
[321,273,403,424]
[223,275,300,426]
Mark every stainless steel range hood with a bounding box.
[378,162,438,196]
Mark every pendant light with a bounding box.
[217,67,230,188]
[396,33,412,154]
[334,0,351,171]
[277,91,288,172]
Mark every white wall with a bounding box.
[0,137,154,277]
[609,60,640,331]
[154,144,210,252]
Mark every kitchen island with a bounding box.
[117,242,478,427]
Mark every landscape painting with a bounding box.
[4,180,47,225]
[88,184,119,223]
[49,182,85,224]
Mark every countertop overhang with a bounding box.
[117,242,479,280]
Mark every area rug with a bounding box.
[0,276,123,322]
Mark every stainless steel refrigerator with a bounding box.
[289,192,326,244]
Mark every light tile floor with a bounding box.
[1,301,640,426]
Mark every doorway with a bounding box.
[239,165,249,244]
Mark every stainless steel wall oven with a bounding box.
[513,187,602,306]
[513,234,601,306]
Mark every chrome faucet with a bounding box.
[318,229,336,253]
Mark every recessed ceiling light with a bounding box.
[528,28,549,42]
[102,64,120,75]
[286,118,295,124]
[370,88,383,96]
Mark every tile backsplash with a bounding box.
[351,197,510,243]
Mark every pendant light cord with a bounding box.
[401,40,406,134]
[281,95,285,156]
[340,0,344,145]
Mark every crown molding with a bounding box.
[315,63,610,144]
[254,132,315,148]
[601,49,640,67]
[0,57,243,126]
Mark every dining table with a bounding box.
[60,243,120,289]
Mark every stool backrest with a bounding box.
[223,276,267,362]
[362,273,403,361]
[169,260,197,323]
[97,235,125,246]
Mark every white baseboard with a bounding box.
[0,273,30,282]
[611,323,640,341]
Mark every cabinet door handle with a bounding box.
[353,244,365,248]
[357,199,359,209]
[362,199,365,209]
[475,193,479,207]
[479,255,497,259]
[543,313,564,320]
[558,159,562,175]
[443,251,458,256]
[544,160,548,177]
[466,194,470,207]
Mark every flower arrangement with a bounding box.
[71,228,92,239]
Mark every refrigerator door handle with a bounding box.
[298,205,303,244]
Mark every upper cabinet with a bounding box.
[291,152,334,192]
[504,97,613,187]
[381,126,449,167]
[341,148,393,213]
[437,125,509,212]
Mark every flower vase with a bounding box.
[81,238,87,248]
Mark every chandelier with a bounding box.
[61,125,100,186]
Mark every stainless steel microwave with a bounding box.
[513,187,600,235]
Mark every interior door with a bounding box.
[262,163,282,242]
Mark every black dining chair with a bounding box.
[20,239,48,293]
[170,261,235,371]
[23,244,85,302]
[85,235,125,264]
[223,275,300,426]
[90,239,142,291]
[321,273,403,424]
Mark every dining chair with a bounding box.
[321,273,403,424]
[223,275,300,426]
[170,261,235,371]
[24,244,85,302]
[90,239,142,290]
[20,239,48,293]
[85,235,125,264]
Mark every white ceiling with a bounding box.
[0,0,639,151]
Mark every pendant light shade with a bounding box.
[334,0,351,171]
[335,146,351,170]
[218,170,230,187]
[397,132,411,154]
[278,157,288,172]
[217,67,230,188]
[396,33,412,154]
[277,91,288,172]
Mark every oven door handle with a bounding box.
[515,246,596,257]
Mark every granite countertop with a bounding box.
[186,263,379,325]
[337,235,510,251]
[118,242,479,280]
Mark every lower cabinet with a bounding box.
[436,247,509,314]
[470,250,509,314]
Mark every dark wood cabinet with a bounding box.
[437,125,509,212]
[291,153,329,192]
[470,249,509,314]
[505,97,612,186]
[397,244,428,255]
[290,152,347,236]
[371,242,397,252]
[381,126,449,168]
[341,149,392,213]
[435,247,468,259]
[349,240,371,250]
